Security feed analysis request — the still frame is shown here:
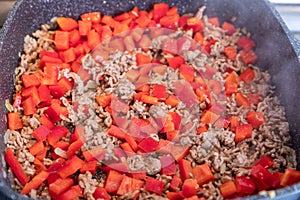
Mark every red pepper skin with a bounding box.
[56,185,83,200]
[152,84,167,101]
[280,168,300,187]
[235,176,256,195]
[116,175,144,196]
[7,112,23,130]
[254,155,274,169]
[49,177,74,197]
[234,124,252,143]
[104,170,124,194]
[57,156,84,179]
[251,164,274,190]
[178,159,192,180]
[237,36,255,51]
[220,180,237,198]
[5,148,29,185]
[182,179,198,198]
[138,137,159,153]
[21,171,49,194]
[145,177,165,195]
[169,176,182,192]
[192,163,214,186]
[93,187,110,200]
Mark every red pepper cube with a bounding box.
[56,185,83,200]
[49,178,74,197]
[240,50,258,65]
[153,3,169,22]
[82,145,106,162]
[224,46,237,60]
[47,126,69,147]
[169,144,190,162]
[55,30,69,51]
[21,171,49,195]
[57,156,83,179]
[222,22,235,35]
[145,177,165,195]
[66,139,84,158]
[81,11,101,24]
[160,155,176,176]
[138,137,159,153]
[192,163,214,186]
[219,180,237,198]
[38,85,51,104]
[7,112,23,130]
[159,14,179,29]
[254,156,274,169]
[78,20,92,36]
[56,17,78,31]
[240,68,255,83]
[237,36,255,51]
[22,96,37,116]
[93,187,110,200]
[169,176,182,191]
[32,125,51,141]
[21,86,41,106]
[61,48,76,63]
[22,74,41,88]
[235,124,252,143]
[182,179,198,198]
[235,92,250,108]
[116,175,144,196]
[178,159,192,180]
[167,56,185,70]
[104,170,124,194]
[186,17,204,32]
[42,65,59,85]
[29,141,45,156]
[179,64,194,82]
[246,110,265,129]
[152,84,167,101]
[225,81,238,95]
[251,164,274,190]
[280,168,300,187]
[80,160,97,174]
[235,176,256,195]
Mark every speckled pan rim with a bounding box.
[0,0,300,200]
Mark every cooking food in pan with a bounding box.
[4,2,300,199]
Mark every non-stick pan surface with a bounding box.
[0,0,300,199]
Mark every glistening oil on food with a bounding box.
[4,2,300,200]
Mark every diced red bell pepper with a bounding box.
[7,112,23,130]
[145,176,165,195]
[220,180,237,198]
[105,170,124,194]
[182,179,198,198]
[78,20,92,36]
[225,81,238,95]
[22,96,36,116]
[208,17,220,27]
[254,155,274,169]
[246,110,265,129]
[166,192,185,200]
[251,164,275,190]
[107,125,126,140]
[240,50,258,65]
[178,159,192,180]
[32,125,51,141]
[21,86,41,106]
[69,29,81,47]
[230,116,240,132]
[82,145,106,162]
[124,134,138,152]
[80,160,97,174]
[22,74,41,88]
[224,46,237,60]
[247,93,261,105]
[116,175,144,196]
[93,187,110,200]
[240,68,255,83]
[280,168,300,187]
[141,94,159,105]
[160,155,176,176]
[167,56,185,70]
[192,163,214,186]
[235,124,252,143]
[237,36,255,51]
[47,126,69,146]
[136,53,152,66]
[179,64,195,82]
[66,139,84,158]
[235,92,250,108]
[169,144,190,162]
[56,17,78,31]
[96,94,111,107]
[81,12,101,24]
[55,31,69,51]
[21,171,49,194]
[49,177,74,197]
[235,176,256,195]
[138,137,159,153]
[29,141,45,156]
[186,17,204,32]
[61,48,76,63]
[5,148,29,185]
[153,3,169,22]
[12,93,22,109]
[169,176,182,192]
[222,22,235,35]
[38,85,51,104]
[160,14,179,29]
[100,25,113,42]
[56,185,83,200]
[87,29,101,50]
[165,95,180,108]
[39,114,54,129]
[152,84,167,101]
[200,110,219,125]
[42,65,59,85]
[57,155,83,179]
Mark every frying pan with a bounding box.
[0,0,300,199]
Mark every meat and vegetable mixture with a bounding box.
[4,2,300,200]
